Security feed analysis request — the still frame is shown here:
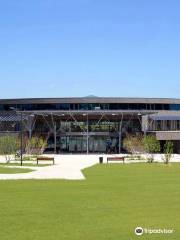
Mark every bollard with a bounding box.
[99,157,103,164]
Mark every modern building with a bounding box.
[0,97,180,153]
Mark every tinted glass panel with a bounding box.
[164,104,170,110]
[170,104,180,110]
[109,104,119,110]
[79,104,88,110]
[155,104,163,110]
[57,104,70,110]
[128,104,139,110]
[100,104,109,110]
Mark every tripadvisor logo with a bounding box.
[135,227,143,236]
[134,226,174,236]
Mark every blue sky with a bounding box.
[0,0,180,99]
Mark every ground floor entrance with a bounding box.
[46,135,119,153]
[0,110,142,154]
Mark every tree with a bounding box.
[123,135,144,154]
[0,135,20,163]
[143,135,160,163]
[163,141,173,164]
[25,136,47,155]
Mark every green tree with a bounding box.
[163,141,173,164]
[0,135,20,163]
[25,136,47,155]
[123,135,144,154]
[143,135,160,163]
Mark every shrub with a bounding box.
[0,135,20,163]
[163,141,173,164]
[143,135,160,163]
[123,135,144,154]
[25,136,47,155]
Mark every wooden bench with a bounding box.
[37,157,55,165]
[107,157,125,163]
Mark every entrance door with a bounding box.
[69,136,87,153]
[89,136,106,153]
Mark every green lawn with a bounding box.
[0,166,33,174]
[0,163,180,240]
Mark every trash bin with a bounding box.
[99,157,103,164]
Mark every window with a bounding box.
[155,104,163,110]
[56,104,70,110]
[79,104,88,110]
[170,104,180,110]
[100,104,109,110]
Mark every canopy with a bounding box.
[0,113,28,122]
[149,114,180,121]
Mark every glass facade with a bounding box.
[1,103,180,111]
[47,136,119,153]
[33,118,141,153]
[1,99,180,153]
[148,120,180,131]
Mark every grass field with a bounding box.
[0,166,32,174]
[0,163,180,240]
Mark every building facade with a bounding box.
[0,97,180,153]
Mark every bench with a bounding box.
[107,157,125,163]
[37,157,55,165]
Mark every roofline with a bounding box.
[1,97,180,104]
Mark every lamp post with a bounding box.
[20,111,23,166]
[85,114,89,154]
[118,113,123,154]
[9,107,23,165]
[54,121,57,154]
